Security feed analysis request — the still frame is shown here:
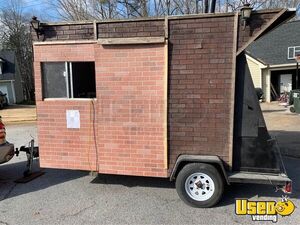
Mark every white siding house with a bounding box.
[246,20,300,102]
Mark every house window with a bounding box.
[41,62,96,99]
[288,46,300,60]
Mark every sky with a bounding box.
[0,0,298,22]
[0,0,61,22]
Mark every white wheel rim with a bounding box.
[185,172,215,201]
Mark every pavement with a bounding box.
[0,121,299,225]
[0,105,36,124]
[261,102,300,158]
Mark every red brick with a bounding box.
[34,43,168,177]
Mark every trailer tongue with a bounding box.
[0,137,43,182]
[0,116,43,181]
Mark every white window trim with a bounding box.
[288,46,300,60]
[69,62,74,98]
[11,80,16,104]
[64,62,70,98]
[44,98,97,101]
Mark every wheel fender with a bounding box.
[170,155,229,185]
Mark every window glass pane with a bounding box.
[71,62,96,98]
[295,47,300,57]
[42,62,67,98]
[288,47,294,59]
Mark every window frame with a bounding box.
[41,61,96,100]
[288,46,300,60]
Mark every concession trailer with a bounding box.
[30,7,295,207]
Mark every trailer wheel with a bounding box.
[175,163,224,208]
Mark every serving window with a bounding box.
[41,62,96,99]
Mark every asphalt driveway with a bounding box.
[262,102,300,158]
[0,122,299,225]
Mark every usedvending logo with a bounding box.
[235,197,295,223]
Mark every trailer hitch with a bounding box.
[14,139,44,182]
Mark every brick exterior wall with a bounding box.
[95,44,167,177]
[35,11,280,47]
[34,43,167,177]
[33,20,165,41]
[97,20,165,38]
[32,24,95,42]
[168,15,235,171]
[34,44,97,170]
[36,100,98,170]
[32,10,287,177]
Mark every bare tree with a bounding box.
[45,0,300,21]
[116,0,148,18]
[48,0,147,20]
[0,0,34,102]
[92,0,120,19]
[46,0,93,20]
[46,0,200,20]
[224,0,300,12]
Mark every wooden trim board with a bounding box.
[93,20,98,40]
[237,9,287,55]
[228,12,239,171]
[33,40,97,46]
[98,37,165,45]
[163,17,169,169]
[163,40,168,169]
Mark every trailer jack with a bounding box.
[14,139,45,183]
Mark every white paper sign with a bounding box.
[66,110,80,129]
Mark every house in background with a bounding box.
[246,20,300,102]
[0,50,24,104]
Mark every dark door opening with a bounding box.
[270,69,298,101]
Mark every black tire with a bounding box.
[290,107,295,113]
[175,163,224,208]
